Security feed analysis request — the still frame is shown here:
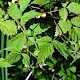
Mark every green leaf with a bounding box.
[36,36,52,47]
[4,14,9,20]
[70,54,80,65]
[46,57,58,68]
[27,23,51,36]
[0,20,17,35]
[71,75,76,80]
[78,40,80,46]
[21,10,42,25]
[44,2,54,10]
[59,70,67,78]
[6,52,21,64]
[69,28,78,42]
[37,36,52,43]
[8,3,21,20]
[71,16,80,27]
[28,36,52,47]
[0,8,5,15]
[22,54,30,66]
[68,66,76,73]
[31,0,50,5]
[75,43,79,51]
[28,35,52,46]
[7,32,25,51]
[66,69,71,76]
[59,8,68,21]
[0,8,5,18]
[59,20,72,33]
[74,27,80,39]
[52,40,69,59]
[34,50,40,56]
[54,26,62,36]
[28,37,35,47]
[37,43,54,63]
[62,2,69,7]
[67,2,80,14]
[0,58,11,68]
[59,65,67,78]
[19,0,31,12]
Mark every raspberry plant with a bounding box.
[0,0,80,80]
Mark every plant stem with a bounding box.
[25,71,32,80]
[16,20,28,50]
[16,21,36,58]
[1,33,5,80]
[62,34,76,45]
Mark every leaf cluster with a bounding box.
[0,0,80,80]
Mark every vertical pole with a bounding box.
[0,31,1,80]
[5,36,8,80]
[1,33,5,80]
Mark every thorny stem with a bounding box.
[16,20,28,49]
[27,49,36,58]
[47,10,59,14]
[16,21,24,32]
[53,19,61,40]
[16,20,37,58]
[30,5,59,13]
[30,5,41,9]
[62,34,76,45]
[53,20,76,45]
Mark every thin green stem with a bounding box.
[1,33,5,80]
[31,31,39,50]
